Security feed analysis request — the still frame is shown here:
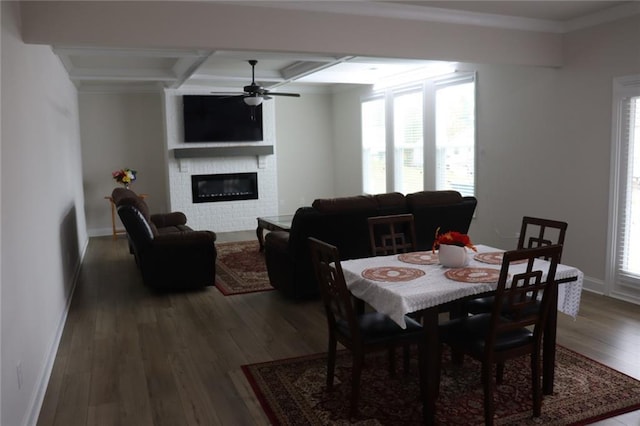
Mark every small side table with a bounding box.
[256,214,294,251]
[105,194,147,240]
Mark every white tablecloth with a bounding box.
[341,244,584,328]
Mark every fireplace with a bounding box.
[191,172,258,203]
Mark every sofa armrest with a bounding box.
[141,230,218,289]
[152,230,217,247]
[150,212,188,228]
[264,231,297,296]
[264,230,289,252]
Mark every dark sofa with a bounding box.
[111,187,217,290]
[264,190,477,300]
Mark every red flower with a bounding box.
[432,227,477,252]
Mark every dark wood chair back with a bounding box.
[517,217,567,261]
[465,217,568,316]
[368,213,417,256]
[308,237,359,341]
[492,245,562,336]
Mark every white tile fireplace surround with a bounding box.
[164,90,278,232]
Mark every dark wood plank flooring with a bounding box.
[37,234,640,425]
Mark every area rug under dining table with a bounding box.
[242,345,640,425]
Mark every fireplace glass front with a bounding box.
[191,172,258,203]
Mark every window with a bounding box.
[394,90,424,194]
[362,98,387,194]
[435,80,475,195]
[362,72,475,196]
[608,75,640,291]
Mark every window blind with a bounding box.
[435,81,475,196]
[393,90,423,194]
[362,98,386,194]
[616,96,640,287]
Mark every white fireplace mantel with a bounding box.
[172,145,274,159]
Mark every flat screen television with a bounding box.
[182,95,263,142]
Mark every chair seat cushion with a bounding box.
[439,313,533,353]
[337,312,424,344]
[465,296,494,314]
[466,296,542,319]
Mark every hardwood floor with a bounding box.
[37,233,640,425]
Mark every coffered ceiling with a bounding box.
[51,1,633,94]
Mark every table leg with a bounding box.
[256,222,265,252]
[543,282,559,395]
[109,199,118,241]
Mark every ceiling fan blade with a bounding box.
[224,60,301,102]
[210,92,245,96]
[264,92,301,97]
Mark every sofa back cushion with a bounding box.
[405,190,462,207]
[373,192,407,215]
[311,195,377,213]
[290,205,375,260]
[407,195,477,250]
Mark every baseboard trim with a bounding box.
[88,227,115,237]
[581,274,605,294]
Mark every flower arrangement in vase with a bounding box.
[432,227,477,268]
[112,168,137,188]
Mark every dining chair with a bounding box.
[368,213,417,256]
[517,216,568,260]
[367,213,419,365]
[465,216,567,315]
[438,244,562,426]
[308,237,429,420]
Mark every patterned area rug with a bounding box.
[215,240,273,295]
[242,346,640,425]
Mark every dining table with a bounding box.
[340,244,583,425]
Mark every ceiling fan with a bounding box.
[214,59,301,107]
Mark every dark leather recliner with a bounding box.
[111,187,217,290]
[265,190,477,300]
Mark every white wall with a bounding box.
[79,92,167,236]
[331,85,372,197]
[461,62,564,246]
[1,3,88,425]
[275,93,335,214]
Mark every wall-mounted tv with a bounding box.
[182,95,263,142]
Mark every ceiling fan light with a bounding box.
[244,96,263,107]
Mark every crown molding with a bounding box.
[220,1,639,34]
[564,2,640,32]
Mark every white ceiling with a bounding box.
[52,1,633,94]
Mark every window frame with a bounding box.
[360,71,476,196]
[606,74,640,294]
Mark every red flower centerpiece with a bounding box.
[433,227,476,267]
[432,228,477,252]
